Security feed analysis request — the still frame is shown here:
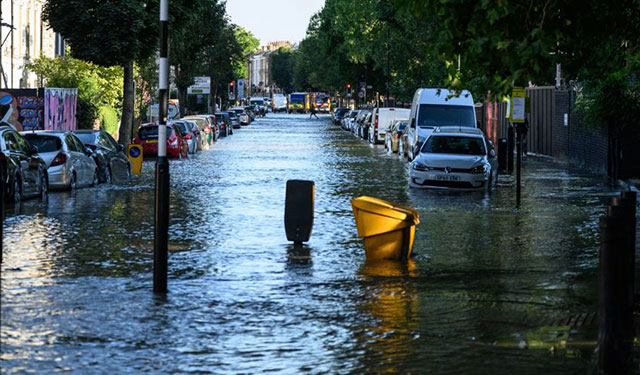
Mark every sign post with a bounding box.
[510,87,526,208]
[154,0,170,294]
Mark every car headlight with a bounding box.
[471,164,488,174]
[412,162,431,171]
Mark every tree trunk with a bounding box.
[178,86,187,117]
[118,59,135,146]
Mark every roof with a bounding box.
[414,88,474,106]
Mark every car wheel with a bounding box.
[91,169,99,187]
[105,167,113,184]
[12,175,22,203]
[69,172,77,191]
[39,174,48,201]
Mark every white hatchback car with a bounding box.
[410,127,497,190]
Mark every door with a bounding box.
[71,134,95,186]
[7,132,36,196]
[102,132,128,179]
[65,134,87,186]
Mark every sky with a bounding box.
[226,0,325,45]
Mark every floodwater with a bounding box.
[0,114,629,374]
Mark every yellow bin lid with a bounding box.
[351,196,420,238]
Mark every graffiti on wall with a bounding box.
[44,88,78,131]
[0,89,44,131]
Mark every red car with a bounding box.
[133,123,188,159]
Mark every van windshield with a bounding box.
[417,104,475,128]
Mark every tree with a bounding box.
[271,47,294,93]
[28,55,123,132]
[394,0,640,180]
[232,26,259,79]
[43,0,157,145]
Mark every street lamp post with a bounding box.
[154,0,170,294]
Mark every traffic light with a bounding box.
[228,81,235,100]
[346,84,352,97]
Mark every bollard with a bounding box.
[284,180,314,247]
[507,125,515,174]
[598,193,635,375]
[497,138,508,173]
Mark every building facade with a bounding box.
[0,0,62,89]
[248,41,291,96]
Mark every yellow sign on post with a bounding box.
[128,145,143,175]
[510,87,526,123]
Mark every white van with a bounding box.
[272,94,287,113]
[368,107,411,144]
[406,89,477,160]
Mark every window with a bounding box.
[422,136,486,156]
[15,134,32,153]
[105,133,120,150]
[24,134,62,153]
[65,135,79,152]
[417,105,476,128]
[3,132,19,152]
[71,135,88,153]
[98,134,113,150]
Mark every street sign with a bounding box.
[128,145,143,175]
[510,87,526,123]
[188,76,211,95]
[237,79,246,100]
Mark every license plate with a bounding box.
[436,175,460,181]
[147,139,158,143]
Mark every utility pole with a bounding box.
[154,0,169,294]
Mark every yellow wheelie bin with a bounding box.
[351,196,420,261]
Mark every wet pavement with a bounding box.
[0,114,630,374]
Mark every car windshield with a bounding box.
[74,133,98,145]
[228,112,238,119]
[422,136,486,156]
[138,126,173,139]
[24,134,62,152]
[417,104,475,128]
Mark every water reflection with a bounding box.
[0,114,621,374]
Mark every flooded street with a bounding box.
[0,114,625,374]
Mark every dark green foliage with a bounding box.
[42,0,157,67]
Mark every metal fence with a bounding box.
[480,86,556,157]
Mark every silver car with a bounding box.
[22,131,98,190]
[170,121,197,154]
[410,127,498,190]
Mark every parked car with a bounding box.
[342,110,358,130]
[410,126,497,190]
[215,112,232,136]
[170,121,197,154]
[226,111,241,129]
[368,107,411,144]
[133,123,188,159]
[73,129,131,183]
[385,120,408,153]
[407,88,478,161]
[332,107,349,125]
[399,122,411,159]
[1,127,48,202]
[183,116,214,147]
[230,108,250,126]
[23,131,97,191]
